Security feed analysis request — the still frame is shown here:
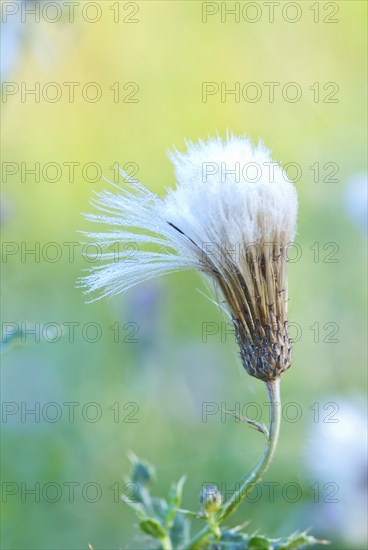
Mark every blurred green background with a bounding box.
[1,1,367,549]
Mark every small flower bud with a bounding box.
[199,484,222,513]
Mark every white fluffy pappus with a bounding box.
[79,134,297,299]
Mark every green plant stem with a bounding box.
[161,535,173,550]
[184,379,281,550]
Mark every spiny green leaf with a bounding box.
[248,535,271,550]
[205,530,328,550]
[274,532,329,549]
[170,513,190,548]
[152,497,169,520]
[139,518,167,539]
[164,476,186,529]
[178,508,203,519]
[128,452,156,487]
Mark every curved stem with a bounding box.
[185,379,281,550]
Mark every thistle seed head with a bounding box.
[79,134,298,382]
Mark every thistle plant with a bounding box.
[80,135,323,549]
